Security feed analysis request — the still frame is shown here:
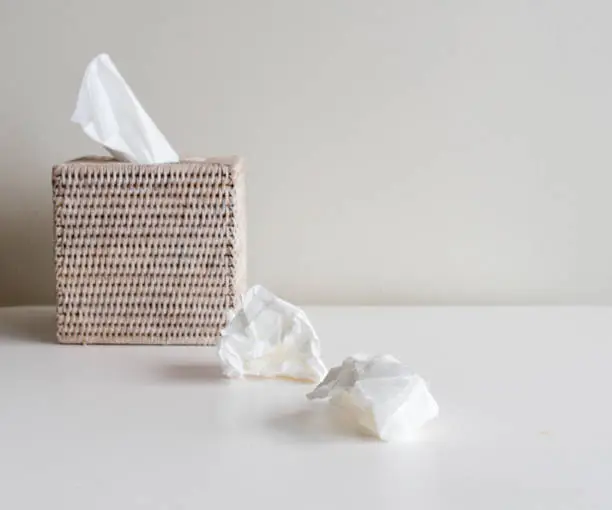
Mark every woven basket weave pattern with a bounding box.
[52,158,246,345]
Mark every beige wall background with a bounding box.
[1,0,612,306]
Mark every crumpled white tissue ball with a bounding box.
[307,354,439,441]
[217,285,327,383]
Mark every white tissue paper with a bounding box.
[71,53,179,164]
[307,354,439,441]
[217,285,327,383]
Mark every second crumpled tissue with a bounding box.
[72,53,179,164]
[307,354,439,441]
[217,285,327,383]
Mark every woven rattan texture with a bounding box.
[52,158,246,345]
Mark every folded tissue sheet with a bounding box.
[307,354,439,441]
[218,285,327,383]
[72,53,179,164]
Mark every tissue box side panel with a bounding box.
[52,158,246,345]
[234,161,247,298]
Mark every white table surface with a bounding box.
[0,306,610,510]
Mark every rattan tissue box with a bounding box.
[52,156,246,345]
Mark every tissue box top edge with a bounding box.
[53,155,243,173]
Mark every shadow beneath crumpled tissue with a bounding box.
[267,401,377,443]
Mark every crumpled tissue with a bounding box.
[307,354,439,441]
[72,53,179,164]
[217,285,327,383]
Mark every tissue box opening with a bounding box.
[52,157,246,345]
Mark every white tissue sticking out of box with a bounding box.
[307,354,439,441]
[71,53,179,164]
[217,285,327,383]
